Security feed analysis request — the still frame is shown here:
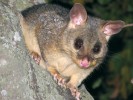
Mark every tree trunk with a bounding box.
[0,0,94,100]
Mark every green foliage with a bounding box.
[97,0,111,5]
[109,40,133,99]
[92,78,102,89]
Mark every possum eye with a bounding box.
[74,38,83,49]
[92,42,101,54]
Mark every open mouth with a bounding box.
[80,57,96,68]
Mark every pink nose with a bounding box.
[80,57,90,68]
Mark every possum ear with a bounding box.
[69,3,87,27]
[102,20,125,40]
[103,21,125,35]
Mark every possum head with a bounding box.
[63,3,125,69]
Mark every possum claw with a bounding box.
[67,84,81,100]
[31,52,41,64]
[54,74,66,88]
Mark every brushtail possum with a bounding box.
[20,3,133,100]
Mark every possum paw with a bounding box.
[67,83,81,100]
[54,74,66,88]
[31,52,41,64]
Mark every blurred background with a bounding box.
[47,0,133,100]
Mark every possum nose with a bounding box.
[80,56,93,68]
[80,57,90,68]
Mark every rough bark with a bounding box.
[0,0,94,100]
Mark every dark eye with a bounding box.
[92,42,101,54]
[74,38,83,49]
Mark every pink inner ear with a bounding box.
[103,21,125,36]
[104,25,112,35]
[71,14,84,25]
[104,24,122,35]
[70,3,87,26]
